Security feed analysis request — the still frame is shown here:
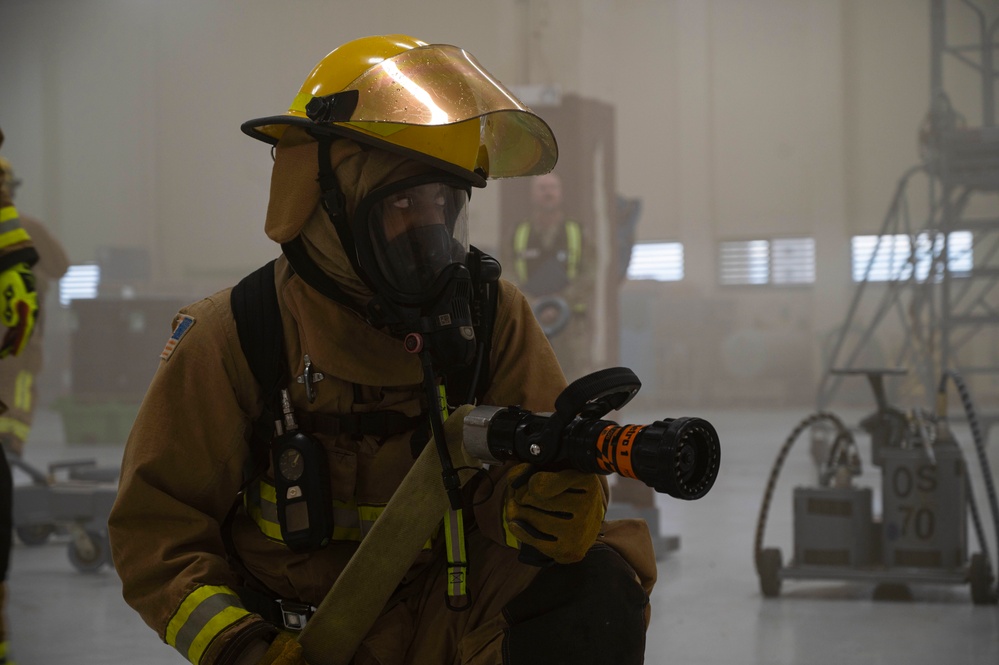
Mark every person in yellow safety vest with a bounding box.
[107,35,656,665]
[0,129,41,665]
[509,172,597,382]
[0,131,38,361]
[0,157,70,457]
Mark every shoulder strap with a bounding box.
[230,259,285,400]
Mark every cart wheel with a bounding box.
[68,530,108,573]
[969,553,997,605]
[757,547,783,598]
[15,523,54,546]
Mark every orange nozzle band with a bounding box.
[595,424,643,480]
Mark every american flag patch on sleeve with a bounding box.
[160,314,195,361]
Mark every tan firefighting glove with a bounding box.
[258,633,307,665]
[0,262,37,358]
[503,463,606,565]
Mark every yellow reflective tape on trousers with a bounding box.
[165,585,249,665]
[0,206,29,249]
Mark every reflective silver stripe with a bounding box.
[331,499,362,541]
[0,206,29,249]
[0,213,23,234]
[166,586,249,665]
[333,501,361,529]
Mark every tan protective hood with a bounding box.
[264,128,440,305]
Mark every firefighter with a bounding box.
[0,129,41,665]
[108,35,655,665]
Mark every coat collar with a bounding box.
[278,266,423,388]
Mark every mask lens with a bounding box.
[368,182,469,296]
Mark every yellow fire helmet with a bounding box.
[241,34,558,186]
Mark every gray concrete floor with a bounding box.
[6,405,999,664]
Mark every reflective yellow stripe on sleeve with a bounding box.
[0,206,30,250]
[165,585,250,665]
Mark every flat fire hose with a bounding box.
[297,404,480,665]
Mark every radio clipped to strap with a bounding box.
[272,389,333,553]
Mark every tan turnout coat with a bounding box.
[109,254,656,665]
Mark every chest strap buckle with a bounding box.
[277,599,316,631]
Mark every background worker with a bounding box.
[0,128,41,665]
[108,35,655,665]
[506,171,597,382]
[0,156,70,457]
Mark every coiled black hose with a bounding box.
[753,411,855,567]
[939,370,999,599]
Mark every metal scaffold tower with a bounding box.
[818,0,999,410]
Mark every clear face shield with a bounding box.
[355,176,470,303]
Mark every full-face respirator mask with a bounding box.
[350,173,478,375]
